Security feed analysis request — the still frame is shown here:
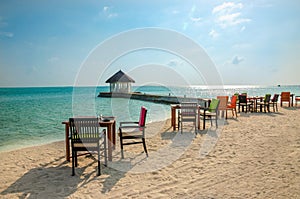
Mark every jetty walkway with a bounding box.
[98,92,210,106]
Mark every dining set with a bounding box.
[170,98,221,133]
[62,106,148,176]
[170,91,296,133]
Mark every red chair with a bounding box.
[295,96,300,107]
[280,92,291,107]
[226,95,237,119]
[119,106,148,159]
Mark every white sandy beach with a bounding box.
[0,106,300,198]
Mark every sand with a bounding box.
[0,106,300,198]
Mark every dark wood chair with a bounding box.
[119,106,148,159]
[269,94,279,112]
[69,117,107,176]
[238,94,253,113]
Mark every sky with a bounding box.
[0,0,299,87]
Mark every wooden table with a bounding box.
[291,94,295,106]
[62,117,116,162]
[247,96,263,112]
[171,104,202,131]
[171,104,181,131]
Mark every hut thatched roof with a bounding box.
[105,70,135,83]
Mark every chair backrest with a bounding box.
[238,95,247,103]
[180,102,198,118]
[230,95,237,106]
[271,94,279,102]
[138,106,147,127]
[69,117,100,144]
[281,92,290,102]
[209,98,220,113]
[264,94,271,103]
[217,96,229,111]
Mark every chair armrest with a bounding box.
[119,125,145,129]
[199,107,209,111]
[120,121,139,125]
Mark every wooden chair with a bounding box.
[256,94,271,112]
[199,98,220,130]
[217,96,229,118]
[238,94,253,113]
[119,106,148,159]
[69,117,107,176]
[280,92,291,107]
[178,102,198,135]
[296,96,300,107]
[269,94,279,112]
[226,95,237,119]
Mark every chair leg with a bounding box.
[72,150,75,176]
[119,131,124,159]
[142,138,148,157]
[75,151,78,167]
[180,119,183,133]
[97,147,101,176]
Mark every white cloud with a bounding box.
[48,57,59,63]
[0,31,14,38]
[167,59,184,68]
[213,2,243,14]
[212,2,250,28]
[232,55,244,65]
[240,26,246,32]
[209,29,219,38]
[103,6,109,12]
[102,6,118,19]
[189,5,202,23]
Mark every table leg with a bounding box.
[112,121,116,150]
[171,107,176,131]
[107,125,113,161]
[203,112,206,130]
[198,113,200,130]
[65,123,70,162]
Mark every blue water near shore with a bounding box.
[0,85,299,152]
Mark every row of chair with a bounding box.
[236,94,280,113]
[178,91,295,133]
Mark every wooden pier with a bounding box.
[98,92,209,105]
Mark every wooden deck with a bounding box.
[98,92,210,105]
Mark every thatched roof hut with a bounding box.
[105,70,135,93]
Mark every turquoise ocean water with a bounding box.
[0,85,299,152]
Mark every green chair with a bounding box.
[256,94,271,112]
[199,98,220,130]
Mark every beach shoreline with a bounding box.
[1,106,300,198]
